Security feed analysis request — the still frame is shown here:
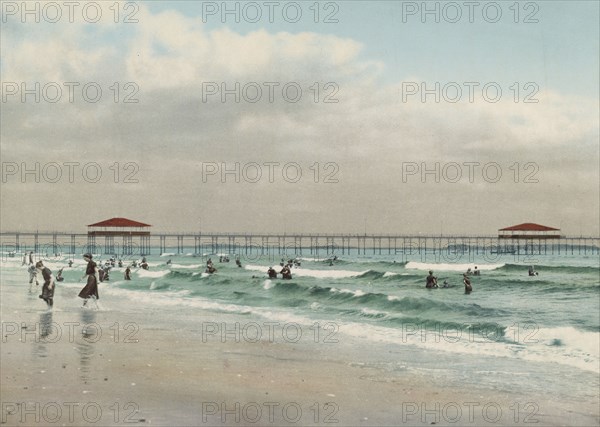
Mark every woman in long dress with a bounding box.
[79,253,99,305]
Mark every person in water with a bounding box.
[236,259,242,268]
[29,251,34,265]
[68,260,73,267]
[166,259,172,265]
[267,267,277,278]
[56,268,64,282]
[473,266,480,276]
[118,259,123,267]
[442,280,449,288]
[528,266,538,276]
[36,261,55,308]
[280,265,292,280]
[124,267,131,280]
[426,270,438,288]
[28,264,39,287]
[463,273,472,294]
[205,258,216,273]
[79,253,99,306]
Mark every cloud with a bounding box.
[1,7,598,235]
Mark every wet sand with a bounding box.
[1,280,598,426]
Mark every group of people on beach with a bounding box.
[205,256,243,274]
[425,270,472,293]
[268,265,292,279]
[425,264,539,293]
[266,258,301,280]
[465,266,481,276]
[24,252,154,309]
[27,250,543,308]
[87,255,145,282]
[24,253,98,308]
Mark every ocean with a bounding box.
[1,248,598,415]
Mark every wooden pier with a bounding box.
[1,231,598,260]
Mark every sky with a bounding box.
[1,0,598,235]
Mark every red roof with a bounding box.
[88,218,151,228]
[499,223,559,232]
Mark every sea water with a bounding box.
[2,249,598,408]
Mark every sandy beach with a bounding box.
[2,274,598,427]
[3,0,600,425]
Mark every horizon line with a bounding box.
[1,230,599,240]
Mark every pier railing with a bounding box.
[1,231,598,259]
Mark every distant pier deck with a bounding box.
[1,231,598,259]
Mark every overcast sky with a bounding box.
[1,1,598,235]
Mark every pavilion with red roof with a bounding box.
[87,217,151,236]
[87,218,152,255]
[498,223,561,239]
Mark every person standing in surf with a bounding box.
[280,265,292,280]
[79,253,99,306]
[27,263,39,289]
[426,270,438,288]
[205,258,216,274]
[463,273,472,294]
[36,261,55,308]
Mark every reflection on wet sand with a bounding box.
[32,310,54,359]
[78,309,97,382]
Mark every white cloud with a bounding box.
[1,7,598,234]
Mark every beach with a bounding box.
[1,252,599,426]
[3,0,599,424]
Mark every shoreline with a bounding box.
[2,282,598,426]
[5,319,596,426]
